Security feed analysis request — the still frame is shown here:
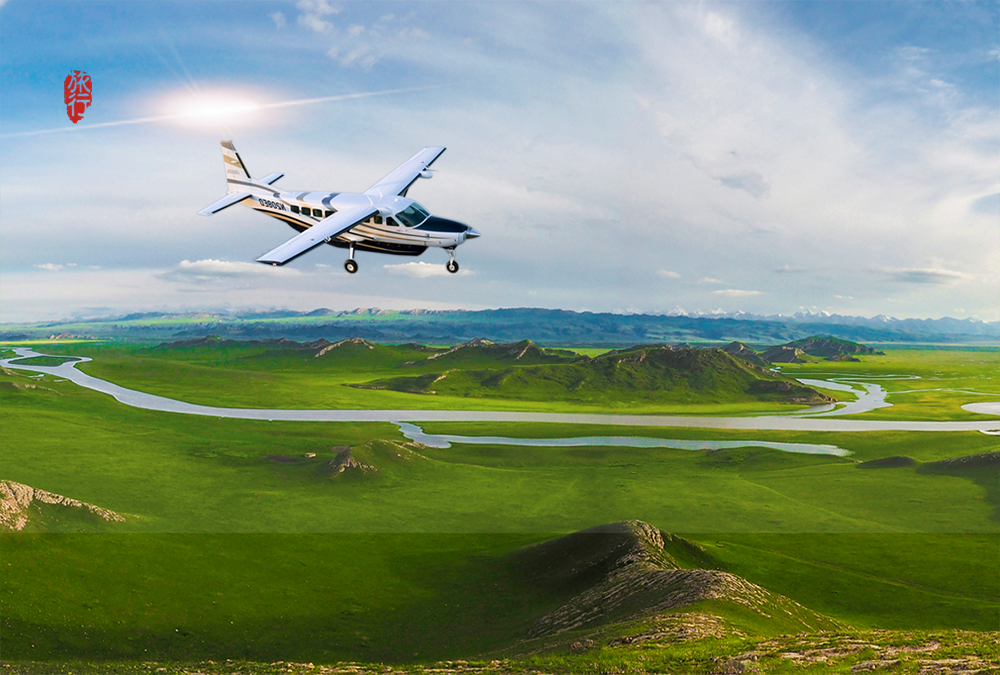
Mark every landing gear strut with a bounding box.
[344,243,358,274]
[446,248,459,274]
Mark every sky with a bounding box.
[1,0,997,323]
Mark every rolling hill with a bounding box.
[357,343,832,405]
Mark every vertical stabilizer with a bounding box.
[221,140,251,192]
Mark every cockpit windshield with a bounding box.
[395,202,431,228]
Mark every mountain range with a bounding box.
[2,307,996,345]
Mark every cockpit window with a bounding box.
[395,203,430,228]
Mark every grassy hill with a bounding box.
[358,344,832,405]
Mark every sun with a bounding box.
[158,89,271,130]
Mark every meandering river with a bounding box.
[3,349,999,436]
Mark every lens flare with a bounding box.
[162,92,267,130]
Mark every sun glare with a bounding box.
[160,90,270,129]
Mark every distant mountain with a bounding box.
[725,336,886,365]
[2,307,996,346]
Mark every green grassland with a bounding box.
[34,340,833,414]
[33,340,1000,420]
[777,347,1000,420]
[2,343,998,669]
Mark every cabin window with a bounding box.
[387,217,399,227]
[325,210,335,218]
[290,205,300,214]
[375,215,383,225]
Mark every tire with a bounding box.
[447,260,459,274]
[344,259,358,274]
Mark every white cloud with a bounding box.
[698,277,723,285]
[158,259,302,284]
[713,289,763,298]
[704,11,738,49]
[657,270,681,279]
[383,262,472,279]
[270,12,286,29]
[874,267,971,285]
[325,16,431,69]
[34,263,63,271]
[296,0,338,34]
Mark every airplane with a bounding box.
[198,141,479,273]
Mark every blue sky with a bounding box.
[1,0,997,322]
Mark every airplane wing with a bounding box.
[198,191,251,216]
[256,206,377,266]
[364,147,445,198]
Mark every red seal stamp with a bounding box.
[64,71,92,124]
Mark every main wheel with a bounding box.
[344,259,358,274]
[446,260,459,274]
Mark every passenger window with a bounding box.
[304,207,314,217]
[290,205,299,214]
[325,210,334,218]
[387,217,398,227]
[375,215,383,225]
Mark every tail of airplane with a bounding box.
[199,141,284,216]
[222,140,251,192]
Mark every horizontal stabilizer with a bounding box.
[198,192,251,216]
[258,172,284,185]
[256,207,378,266]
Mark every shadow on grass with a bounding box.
[917,451,1000,523]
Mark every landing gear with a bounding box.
[344,243,358,274]
[446,248,459,274]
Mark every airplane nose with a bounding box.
[465,227,481,239]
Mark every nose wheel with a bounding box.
[344,243,358,274]
[446,248,459,274]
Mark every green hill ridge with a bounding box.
[511,520,845,651]
[357,343,831,405]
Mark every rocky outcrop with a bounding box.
[0,480,125,531]
[761,346,805,363]
[314,338,376,357]
[323,447,376,475]
[722,342,771,369]
[516,521,828,639]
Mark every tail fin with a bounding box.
[221,140,251,192]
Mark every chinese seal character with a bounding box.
[64,71,92,124]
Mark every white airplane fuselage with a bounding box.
[243,191,474,256]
